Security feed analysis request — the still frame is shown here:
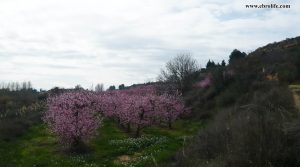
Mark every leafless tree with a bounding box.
[158,53,199,90]
[95,83,104,92]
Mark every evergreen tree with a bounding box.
[221,60,226,67]
[229,49,246,64]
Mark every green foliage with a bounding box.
[109,136,168,154]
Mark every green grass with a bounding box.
[0,119,203,167]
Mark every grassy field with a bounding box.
[0,119,203,167]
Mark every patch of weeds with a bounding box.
[109,136,167,154]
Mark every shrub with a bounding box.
[216,87,239,107]
[0,101,44,141]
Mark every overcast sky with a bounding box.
[0,0,299,90]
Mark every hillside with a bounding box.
[167,37,300,167]
[238,36,300,83]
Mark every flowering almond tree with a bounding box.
[156,94,186,129]
[44,85,187,143]
[44,91,102,152]
[128,95,158,137]
[96,85,187,137]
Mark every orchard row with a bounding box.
[44,86,187,146]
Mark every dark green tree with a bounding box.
[229,49,246,64]
[221,60,226,67]
[108,85,116,91]
[74,85,84,90]
[118,84,125,90]
[206,59,216,68]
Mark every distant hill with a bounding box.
[231,36,300,83]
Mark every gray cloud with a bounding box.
[0,0,299,89]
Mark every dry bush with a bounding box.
[174,85,300,167]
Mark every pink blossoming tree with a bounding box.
[98,85,187,137]
[156,93,186,129]
[44,91,102,152]
[44,85,187,143]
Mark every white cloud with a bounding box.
[0,0,299,89]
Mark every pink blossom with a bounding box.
[44,91,102,145]
[44,85,187,139]
[195,75,212,88]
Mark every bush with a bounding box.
[174,85,300,167]
[216,87,239,107]
[0,107,43,141]
[278,64,298,83]
[0,88,44,141]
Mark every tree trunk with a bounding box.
[127,123,131,132]
[70,137,87,154]
[168,119,172,129]
[135,109,145,137]
[135,126,140,138]
[168,122,172,129]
